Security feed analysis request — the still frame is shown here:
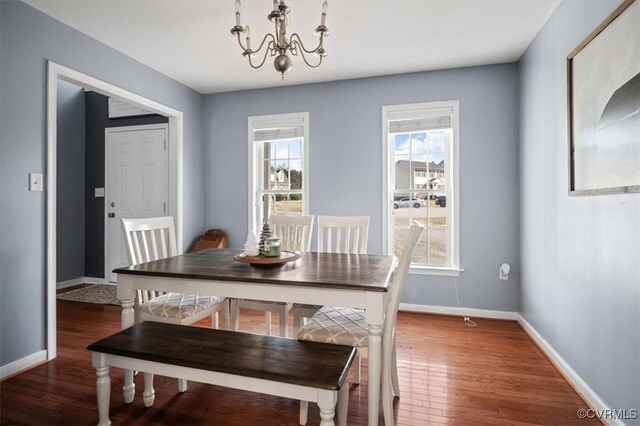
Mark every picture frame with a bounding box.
[567,0,639,195]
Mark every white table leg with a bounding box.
[143,373,155,407]
[337,383,349,426]
[366,293,385,426]
[368,324,382,425]
[317,390,337,426]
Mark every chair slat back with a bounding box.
[121,216,178,304]
[317,215,370,254]
[382,221,423,364]
[268,215,314,253]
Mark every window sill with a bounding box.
[409,266,464,277]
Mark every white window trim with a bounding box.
[248,112,310,233]
[381,101,461,276]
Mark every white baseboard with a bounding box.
[84,276,108,285]
[57,276,108,289]
[517,315,621,426]
[399,303,518,320]
[0,350,47,380]
[56,277,85,289]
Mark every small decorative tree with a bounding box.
[244,231,259,257]
[258,222,272,255]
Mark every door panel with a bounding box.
[106,126,167,282]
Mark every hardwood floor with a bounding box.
[1,300,596,425]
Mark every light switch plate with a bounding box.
[95,188,105,197]
[29,173,43,192]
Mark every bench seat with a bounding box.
[88,322,356,426]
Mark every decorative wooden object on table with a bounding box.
[88,322,355,426]
[233,250,301,267]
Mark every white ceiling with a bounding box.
[23,0,559,94]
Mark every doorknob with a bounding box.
[108,212,115,218]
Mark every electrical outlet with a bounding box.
[499,263,510,280]
[29,173,43,192]
[95,188,105,197]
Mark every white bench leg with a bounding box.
[354,354,361,385]
[123,370,135,404]
[317,390,336,426]
[299,400,309,425]
[143,373,155,407]
[178,378,188,393]
[95,364,111,426]
[337,384,349,426]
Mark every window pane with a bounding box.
[410,133,427,159]
[290,160,302,190]
[287,193,303,215]
[392,193,412,258]
[394,155,411,190]
[273,193,289,215]
[428,228,447,266]
[273,140,289,160]
[289,139,302,159]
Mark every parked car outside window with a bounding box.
[392,197,426,209]
[435,196,446,207]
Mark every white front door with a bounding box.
[106,125,168,282]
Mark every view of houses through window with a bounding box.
[385,101,458,270]
[393,130,450,265]
[257,138,304,225]
[249,113,308,232]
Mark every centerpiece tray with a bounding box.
[233,251,301,267]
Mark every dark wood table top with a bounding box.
[88,322,356,390]
[114,249,394,292]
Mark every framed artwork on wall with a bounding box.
[567,0,639,195]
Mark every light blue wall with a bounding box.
[0,0,206,366]
[56,80,85,283]
[519,0,639,419]
[205,64,520,311]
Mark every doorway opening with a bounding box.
[45,61,183,360]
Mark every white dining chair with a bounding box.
[297,221,423,426]
[121,217,229,394]
[232,215,314,337]
[291,215,370,360]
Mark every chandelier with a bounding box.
[230,0,329,79]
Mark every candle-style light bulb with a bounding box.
[245,25,251,50]
[235,0,241,26]
[320,0,328,26]
[273,0,278,10]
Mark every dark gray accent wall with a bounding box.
[519,0,639,419]
[84,91,168,279]
[204,64,520,312]
[0,0,205,367]
[56,80,86,283]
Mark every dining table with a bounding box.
[114,248,396,426]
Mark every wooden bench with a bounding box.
[87,322,356,426]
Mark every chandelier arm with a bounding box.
[293,42,324,68]
[289,33,324,54]
[248,40,277,69]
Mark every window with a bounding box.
[248,113,309,232]
[382,101,460,275]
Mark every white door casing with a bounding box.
[105,124,168,282]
